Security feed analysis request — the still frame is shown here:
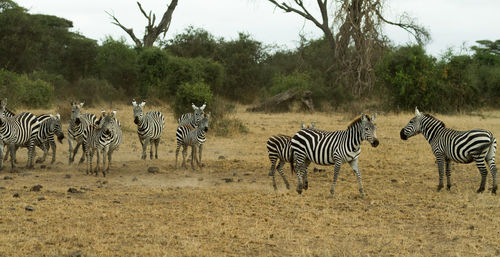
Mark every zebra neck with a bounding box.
[347,124,363,147]
[421,118,444,142]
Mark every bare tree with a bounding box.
[106,0,178,48]
[266,0,430,96]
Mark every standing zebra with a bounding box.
[178,103,206,127]
[291,114,379,197]
[6,114,65,164]
[267,122,316,190]
[97,110,122,172]
[85,110,119,177]
[132,100,165,160]
[68,102,97,164]
[0,98,40,170]
[400,107,497,194]
[175,114,209,170]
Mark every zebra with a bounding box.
[178,103,206,127]
[132,100,165,160]
[68,102,97,164]
[291,114,379,197]
[84,110,119,177]
[5,114,65,164]
[175,114,210,170]
[400,107,497,194]
[267,122,316,190]
[96,110,122,173]
[0,98,40,170]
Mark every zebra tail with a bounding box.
[289,151,295,175]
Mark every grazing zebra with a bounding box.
[68,102,97,164]
[0,98,40,170]
[291,114,379,197]
[178,103,206,127]
[175,114,210,170]
[132,100,165,160]
[6,114,65,164]
[267,122,316,190]
[84,110,119,177]
[400,107,497,194]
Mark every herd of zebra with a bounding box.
[0,98,497,196]
[267,107,497,196]
[0,98,210,177]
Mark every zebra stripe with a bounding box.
[266,123,316,190]
[400,107,497,194]
[291,114,378,197]
[178,103,206,127]
[85,111,118,177]
[0,98,40,170]
[68,102,97,164]
[175,115,209,170]
[132,100,165,160]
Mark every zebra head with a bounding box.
[49,114,65,143]
[192,103,206,125]
[0,98,7,121]
[199,113,210,133]
[99,110,117,136]
[71,102,85,125]
[360,113,379,147]
[400,107,424,140]
[132,100,146,125]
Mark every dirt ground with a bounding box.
[1,105,500,256]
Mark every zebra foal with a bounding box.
[132,100,165,160]
[291,114,379,197]
[68,102,97,164]
[400,107,497,194]
[85,110,119,177]
[0,98,40,170]
[267,122,316,190]
[175,114,209,170]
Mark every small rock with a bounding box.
[218,156,226,160]
[40,165,47,169]
[25,206,35,212]
[243,173,251,176]
[4,176,13,180]
[67,188,82,194]
[9,207,15,211]
[391,179,398,183]
[64,174,71,179]
[148,166,160,173]
[132,177,138,182]
[113,200,120,204]
[468,225,475,230]
[30,185,43,192]
[222,178,233,183]
[13,193,20,198]
[38,197,46,201]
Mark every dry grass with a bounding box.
[1,105,500,256]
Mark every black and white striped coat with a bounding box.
[175,115,209,170]
[84,111,118,177]
[291,114,378,197]
[68,102,97,164]
[178,103,206,127]
[266,122,316,190]
[132,100,164,160]
[0,98,40,170]
[400,107,497,194]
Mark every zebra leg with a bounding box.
[3,146,9,162]
[95,149,101,176]
[149,140,154,160]
[154,139,159,159]
[445,160,452,190]
[190,145,197,170]
[175,143,180,169]
[68,137,74,164]
[474,157,488,193]
[349,159,365,198]
[182,145,188,168]
[296,161,304,194]
[102,149,107,177]
[198,144,203,168]
[0,143,3,170]
[76,142,86,164]
[107,149,113,172]
[268,157,277,177]
[303,159,311,190]
[436,157,445,191]
[9,144,16,170]
[330,161,342,196]
[486,143,497,194]
[141,137,150,160]
[50,140,56,164]
[276,160,290,190]
[36,143,49,164]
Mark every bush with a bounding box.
[270,71,313,95]
[0,69,54,108]
[213,117,248,137]
[70,77,124,107]
[173,81,213,119]
[137,47,169,99]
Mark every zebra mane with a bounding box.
[347,115,371,129]
[423,114,446,128]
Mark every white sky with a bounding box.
[14,0,500,57]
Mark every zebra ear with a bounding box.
[371,113,377,122]
[79,102,84,108]
[415,107,422,117]
[56,113,61,120]
[132,100,137,107]
[1,98,7,108]
[192,103,197,110]
[200,103,206,110]
[112,110,117,117]
[360,113,367,121]
[311,122,316,128]
[140,101,146,108]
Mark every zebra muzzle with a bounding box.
[134,117,139,124]
[371,139,379,147]
[400,129,408,140]
[57,134,65,143]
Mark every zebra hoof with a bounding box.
[446,185,451,191]
[285,184,290,190]
[35,159,44,164]
[492,186,497,194]
[303,182,309,190]
[296,189,302,194]
[436,185,444,191]
[477,187,485,193]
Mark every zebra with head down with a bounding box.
[400,107,497,194]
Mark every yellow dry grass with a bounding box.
[1,105,500,256]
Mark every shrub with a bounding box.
[0,69,54,108]
[137,47,169,99]
[70,77,124,107]
[213,117,248,137]
[270,71,313,95]
[173,81,213,119]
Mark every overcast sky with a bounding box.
[14,0,500,57]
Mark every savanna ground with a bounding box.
[1,104,500,257]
